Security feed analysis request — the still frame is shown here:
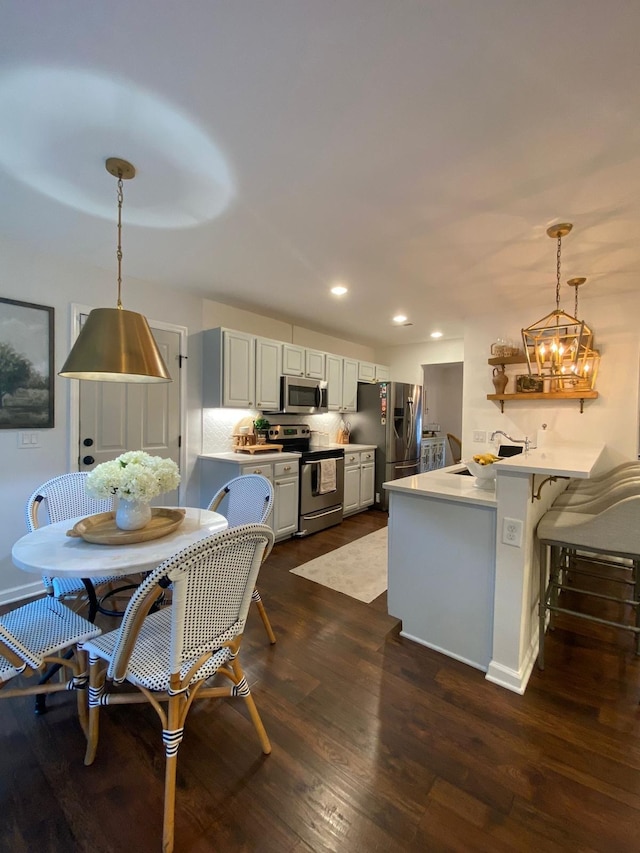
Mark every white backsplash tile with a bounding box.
[202,409,346,452]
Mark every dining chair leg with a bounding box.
[74,646,91,738]
[84,653,104,766]
[252,588,276,644]
[230,657,271,754]
[162,694,184,853]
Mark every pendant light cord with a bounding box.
[555,234,561,312]
[116,173,124,309]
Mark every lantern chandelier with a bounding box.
[59,158,172,383]
[521,223,599,391]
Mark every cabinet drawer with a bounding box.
[274,460,298,478]
[345,451,361,467]
[360,450,374,463]
[240,463,273,480]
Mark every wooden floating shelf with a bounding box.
[487,390,598,414]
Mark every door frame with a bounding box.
[67,303,188,503]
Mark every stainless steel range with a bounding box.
[266,424,344,536]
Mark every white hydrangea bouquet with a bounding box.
[86,451,180,502]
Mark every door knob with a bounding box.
[83,455,95,465]
[83,438,94,447]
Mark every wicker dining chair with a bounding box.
[208,474,277,643]
[83,523,274,853]
[447,433,462,464]
[0,597,101,734]
[26,472,125,620]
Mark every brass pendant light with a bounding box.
[521,223,596,391]
[59,158,172,383]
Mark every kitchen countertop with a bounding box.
[199,451,301,463]
[492,443,606,478]
[383,464,497,507]
[320,443,377,452]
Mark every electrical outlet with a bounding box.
[473,430,486,442]
[502,517,523,547]
[375,492,380,503]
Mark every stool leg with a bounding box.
[538,540,548,670]
[635,560,640,656]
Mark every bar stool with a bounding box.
[558,461,640,497]
[537,495,640,669]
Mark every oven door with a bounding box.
[300,455,345,514]
[279,376,328,414]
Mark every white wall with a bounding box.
[379,289,639,468]
[460,289,640,466]
[0,239,205,602]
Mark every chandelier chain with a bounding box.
[116,174,124,309]
[555,234,561,311]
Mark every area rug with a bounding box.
[290,526,388,603]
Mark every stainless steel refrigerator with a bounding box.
[350,382,422,511]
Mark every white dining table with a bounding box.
[12,507,228,580]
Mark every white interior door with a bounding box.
[78,324,182,505]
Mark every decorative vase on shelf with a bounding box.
[115,498,152,531]
[492,366,509,394]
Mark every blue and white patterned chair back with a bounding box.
[25,472,114,595]
[208,474,274,528]
[106,524,274,683]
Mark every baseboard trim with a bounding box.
[0,580,43,607]
[399,630,488,673]
[485,636,538,695]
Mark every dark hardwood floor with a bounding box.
[2,510,640,852]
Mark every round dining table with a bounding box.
[12,506,228,580]
[12,506,228,713]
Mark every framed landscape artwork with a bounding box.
[0,297,54,429]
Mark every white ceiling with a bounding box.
[2,1,639,346]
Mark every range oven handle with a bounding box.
[301,507,342,520]
[303,457,343,465]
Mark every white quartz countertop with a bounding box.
[322,443,377,452]
[492,443,606,478]
[199,451,301,463]
[383,464,497,507]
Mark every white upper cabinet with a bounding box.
[358,361,377,383]
[326,354,343,411]
[222,330,255,408]
[204,328,279,410]
[342,358,358,411]
[255,337,282,411]
[305,349,326,380]
[358,361,390,382]
[282,344,305,376]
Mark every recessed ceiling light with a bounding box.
[393,314,408,324]
[331,285,348,296]
[430,331,443,339]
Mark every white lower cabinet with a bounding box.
[199,455,300,541]
[273,460,299,539]
[343,450,375,516]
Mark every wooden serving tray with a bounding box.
[234,444,283,454]
[67,507,186,545]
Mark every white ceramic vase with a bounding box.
[115,498,152,531]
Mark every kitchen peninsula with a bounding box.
[384,444,606,694]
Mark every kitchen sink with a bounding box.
[450,468,472,476]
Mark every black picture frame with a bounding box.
[0,297,54,429]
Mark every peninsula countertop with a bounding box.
[493,443,606,478]
[383,464,497,507]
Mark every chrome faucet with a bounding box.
[490,430,533,452]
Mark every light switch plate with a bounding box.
[18,432,40,449]
[473,430,486,442]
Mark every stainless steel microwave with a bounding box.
[267,375,328,414]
